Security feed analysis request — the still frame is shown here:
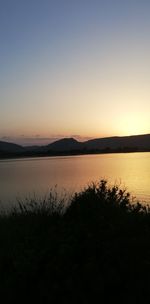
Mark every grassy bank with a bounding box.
[0,180,150,303]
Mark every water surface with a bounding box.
[0,152,150,207]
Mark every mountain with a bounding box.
[85,134,150,150]
[0,141,24,153]
[34,134,150,153]
[0,134,150,158]
[46,138,84,151]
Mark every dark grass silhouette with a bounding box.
[0,180,150,303]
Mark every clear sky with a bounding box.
[0,0,150,145]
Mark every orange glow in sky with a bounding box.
[0,1,150,144]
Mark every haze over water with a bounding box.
[0,152,150,207]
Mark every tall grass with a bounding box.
[2,179,148,218]
[0,180,150,303]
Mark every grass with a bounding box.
[0,180,150,303]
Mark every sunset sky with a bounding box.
[0,0,150,145]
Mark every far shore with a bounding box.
[0,148,150,161]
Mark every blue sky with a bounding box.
[0,0,150,145]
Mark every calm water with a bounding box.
[0,152,150,207]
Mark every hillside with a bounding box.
[0,133,150,158]
[0,141,25,154]
[46,137,84,151]
[85,134,150,151]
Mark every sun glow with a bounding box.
[117,113,150,136]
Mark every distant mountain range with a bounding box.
[0,134,150,158]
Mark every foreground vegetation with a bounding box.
[0,180,150,303]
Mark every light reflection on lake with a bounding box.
[0,152,150,207]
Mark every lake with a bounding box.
[0,152,150,207]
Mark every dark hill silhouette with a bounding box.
[46,137,84,151]
[84,134,150,150]
[36,134,150,154]
[0,133,150,158]
[0,141,25,153]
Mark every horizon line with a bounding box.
[0,132,150,147]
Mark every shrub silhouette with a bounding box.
[0,180,150,303]
[66,180,145,222]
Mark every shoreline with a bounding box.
[0,149,150,161]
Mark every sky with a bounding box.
[0,0,150,145]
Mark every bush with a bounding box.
[66,179,146,220]
[0,180,150,303]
